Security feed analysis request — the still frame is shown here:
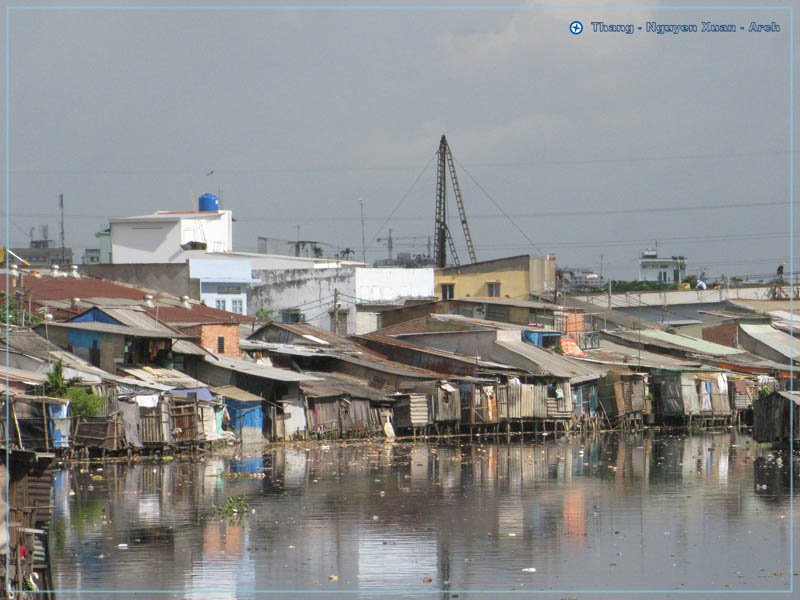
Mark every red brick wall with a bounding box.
[702,321,738,348]
[181,323,240,358]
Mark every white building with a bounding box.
[354,268,434,302]
[110,196,232,264]
[354,267,435,334]
[189,258,254,315]
[638,249,687,284]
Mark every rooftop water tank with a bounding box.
[198,193,219,212]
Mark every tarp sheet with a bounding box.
[171,387,213,401]
[118,400,143,448]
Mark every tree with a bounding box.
[44,361,80,397]
[65,387,105,417]
[44,361,105,417]
[256,307,275,322]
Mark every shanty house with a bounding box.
[752,391,800,445]
[300,372,393,439]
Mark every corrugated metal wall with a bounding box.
[432,388,460,423]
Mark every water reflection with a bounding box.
[50,432,798,598]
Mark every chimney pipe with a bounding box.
[50,264,60,277]
[144,294,155,308]
[180,295,191,309]
[71,297,81,309]
[69,265,80,279]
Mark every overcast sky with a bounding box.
[1,1,795,280]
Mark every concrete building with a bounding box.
[638,249,687,283]
[250,265,357,334]
[189,259,254,315]
[560,267,604,291]
[10,225,73,269]
[110,195,232,264]
[354,267,435,334]
[81,228,112,265]
[434,254,557,301]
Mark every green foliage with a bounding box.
[212,494,249,522]
[0,293,42,327]
[256,307,275,322]
[44,361,80,397]
[45,360,105,416]
[65,387,105,417]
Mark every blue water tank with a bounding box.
[198,193,219,212]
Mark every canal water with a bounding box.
[49,432,798,599]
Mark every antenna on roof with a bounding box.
[59,193,66,265]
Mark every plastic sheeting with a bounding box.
[118,400,143,448]
[225,399,263,443]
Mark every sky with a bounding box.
[1,0,795,281]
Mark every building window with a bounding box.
[487,282,501,297]
[215,298,227,311]
[441,283,455,300]
[217,336,225,354]
[231,299,243,314]
[281,310,305,323]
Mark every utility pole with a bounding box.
[359,198,366,264]
[59,194,66,265]
[332,288,340,335]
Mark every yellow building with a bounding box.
[434,254,557,300]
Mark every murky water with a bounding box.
[49,432,798,599]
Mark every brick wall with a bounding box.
[181,323,240,358]
[702,321,738,348]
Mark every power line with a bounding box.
[452,155,545,258]
[10,199,785,224]
[7,148,787,175]
[364,151,437,254]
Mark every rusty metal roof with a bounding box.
[300,371,391,401]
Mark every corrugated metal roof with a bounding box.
[333,353,451,380]
[40,321,189,339]
[1,366,47,385]
[94,307,178,331]
[240,340,332,357]
[429,314,525,331]
[172,340,211,356]
[637,329,745,355]
[211,385,263,402]
[493,338,606,383]
[454,297,570,311]
[117,366,204,388]
[203,355,321,382]
[606,329,744,357]
[580,340,705,371]
[776,391,800,405]
[300,371,390,401]
[740,323,799,361]
[353,333,518,371]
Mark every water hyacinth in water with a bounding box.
[212,494,250,521]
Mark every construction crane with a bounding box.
[434,135,477,268]
[376,229,432,260]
